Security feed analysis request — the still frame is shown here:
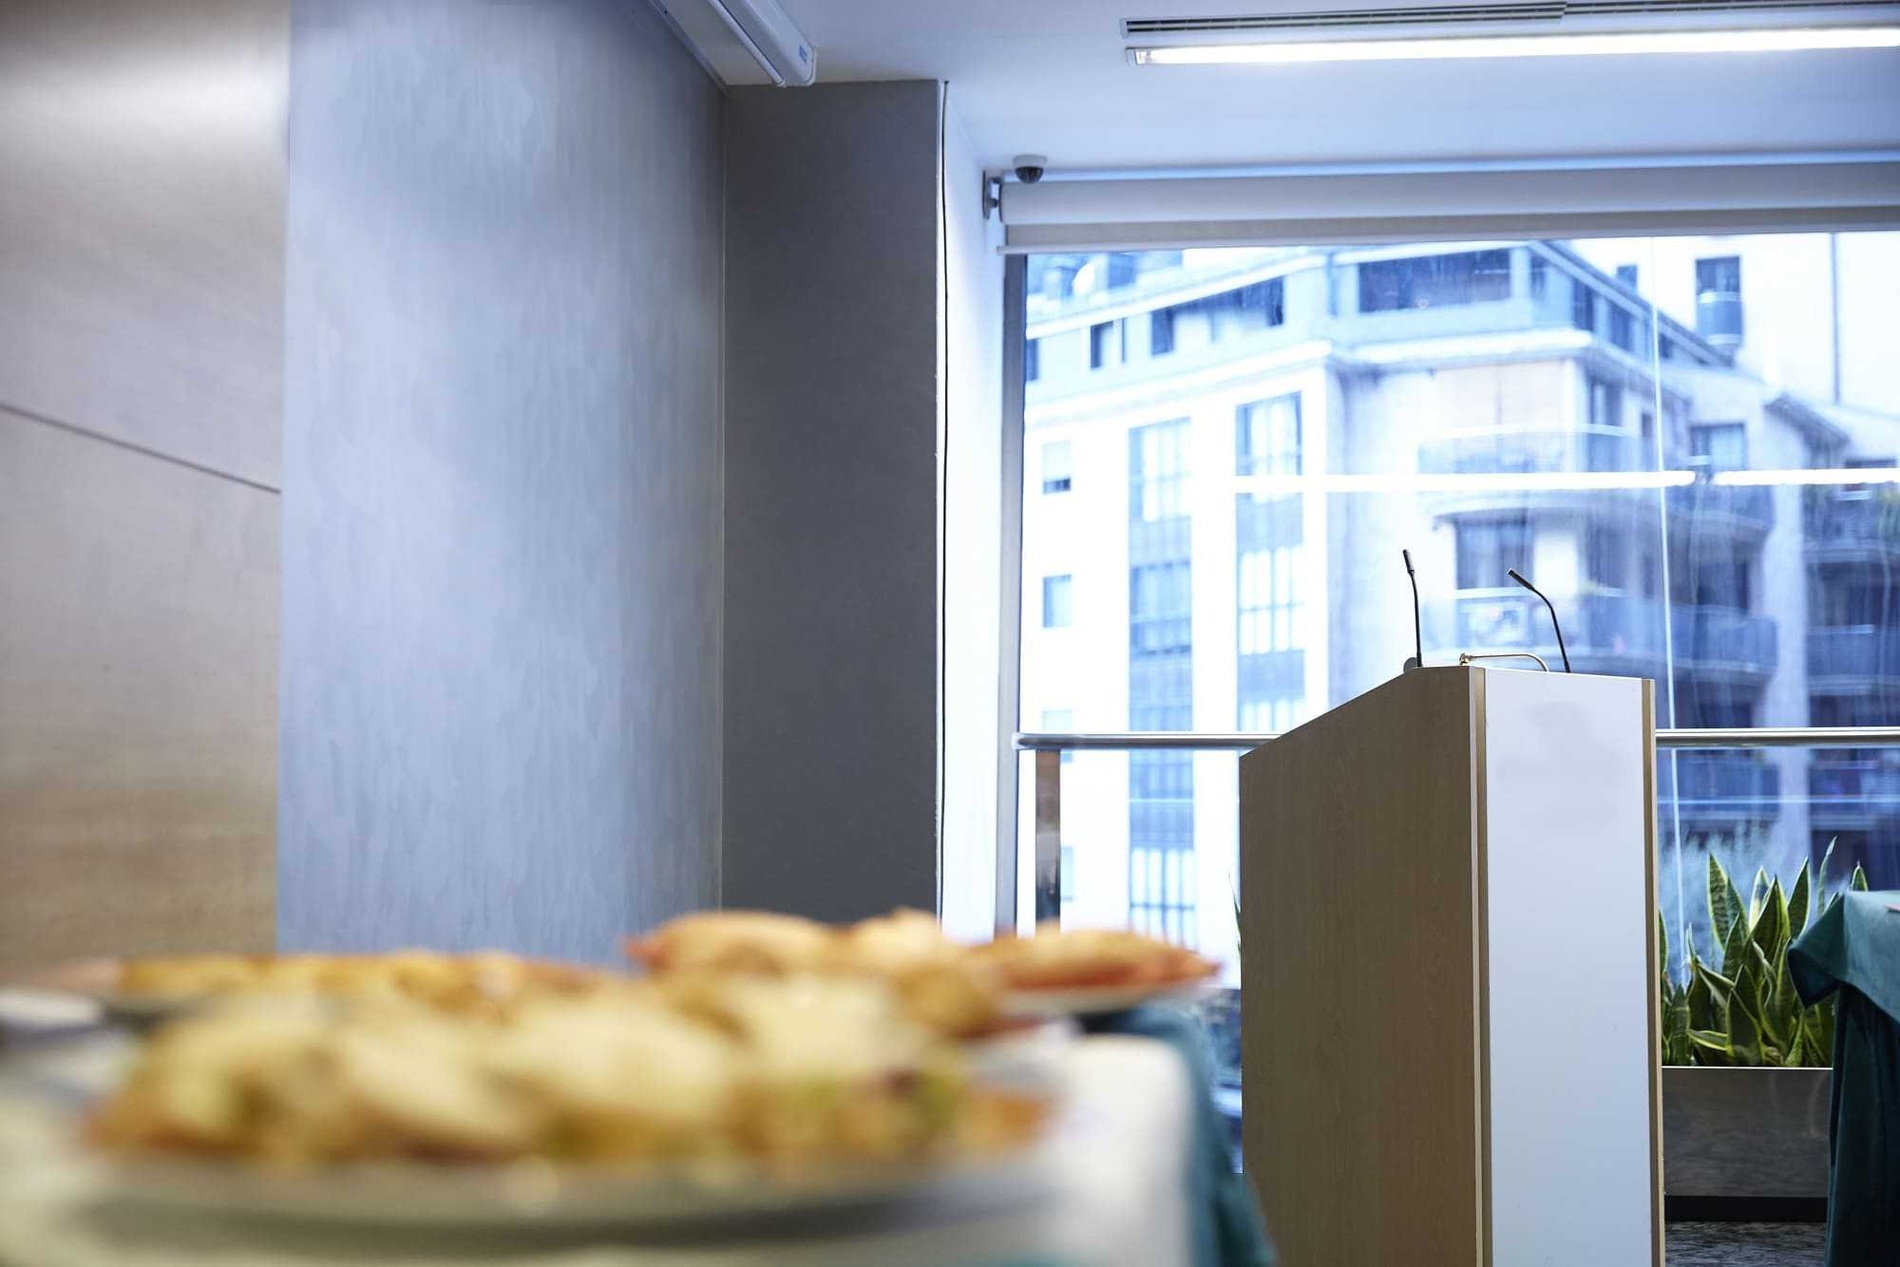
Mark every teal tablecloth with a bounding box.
[1082,1006,1274,1267]
[1789,889,1900,1267]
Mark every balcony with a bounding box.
[1809,753,1900,831]
[1427,591,1664,677]
[1670,606,1778,684]
[1807,627,1900,691]
[1416,427,1656,519]
[1667,751,1782,829]
[1806,490,1900,565]
[1666,481,1774,543]
[1695,290,1744,348]
[1418,426,1648,476]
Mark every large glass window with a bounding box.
[1017,234,1900,984]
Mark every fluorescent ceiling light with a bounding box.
[1130,26,1900,65]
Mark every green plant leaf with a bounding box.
[1707,855,1743,954]
[1817,838,1838,894]
[1852,862,1870,892]
[1751,878,1791,969]
[1787,864,1812,940]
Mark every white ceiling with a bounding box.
[773,0,1900,173]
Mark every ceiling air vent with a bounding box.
[1126,0,1895,35]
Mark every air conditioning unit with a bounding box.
[652,0,817,86]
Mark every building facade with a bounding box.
[1019,235,1900,973]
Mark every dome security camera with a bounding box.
[1012,154,1048,184]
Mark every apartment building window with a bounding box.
[1691,423,1748,472]
[1609,304,1635,353]
[1358,249,1511,313]
[1041,574,1073,628]
[1529,253,1549,300]
[1234,279,1286,327]
[1573,283,1596,333]
[1455,515,1531,590]
[1090,320,1123,369]
[1237,394,1302,478]
[1590,377,1624,429]
[1696,256,1744,344]
[1130,562,1192,655]
[1025,337,1040,383]
[1129,752,1196,944]
[1131,418,1190,523]
[1697,256,1742,298]
[1616,264,1640,290]
[1590,525,1631,590]
[1151,307,1176,356]
[1041,439,1073,493]
[1043,708,1075,763]
[1238,546,1302,655]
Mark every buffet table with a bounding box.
[0,1034,1195,1267]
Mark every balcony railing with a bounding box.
[1666,481,1774,535]
[1806,491,1900,560]
[1809,753,1900,828]
[1417,426,1650,476]
[1667,750,1781,825]
[1428,591,1663,666]
[1671,606,1778,680]
[1808,627,1900,684]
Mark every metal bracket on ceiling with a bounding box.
[982,172,1005,221]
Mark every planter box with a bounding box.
[1663,1066,1831,1199]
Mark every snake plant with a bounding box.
[1659,842,1868,1067]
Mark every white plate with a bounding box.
[101,1148,1049,1230]
[998,978,1213,1020]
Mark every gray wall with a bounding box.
[0,0,285,968]
[723,82,944,921]
[280,0,723,959]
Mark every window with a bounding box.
[1130,562,1192,656]
[1455,515,1531,590]
[1589,524,1630,590]
[1695,256,1744,343]
[1616,264,1640,290]
[1690,423,1748,472]
[1237,394,1302,478]
[1025,337,1040,383]
[1238,546,1302,654]
[1016,233,1900,1000]
[1572,282,1596,333]
[1590,377,1624,429]
[1089,321,1122,369]
[1041,574,1073,628]
[1609,304,1635,353]
[1151,307,1176,357]
[1041,439,1073,494]
[1131,418,1190,523]
[1696,256,1742,297]
[1043,708,1075,763]
[1358,249,1511,312]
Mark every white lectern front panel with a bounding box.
[1482,669,1654,1264]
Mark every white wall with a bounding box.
[940,93,1008,941]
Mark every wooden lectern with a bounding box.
[1239,665,1660,1265]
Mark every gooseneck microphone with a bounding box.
[1507,568,1572,673]
[1402,549,1423,671]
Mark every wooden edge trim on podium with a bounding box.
[1471,668,1493,1267]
